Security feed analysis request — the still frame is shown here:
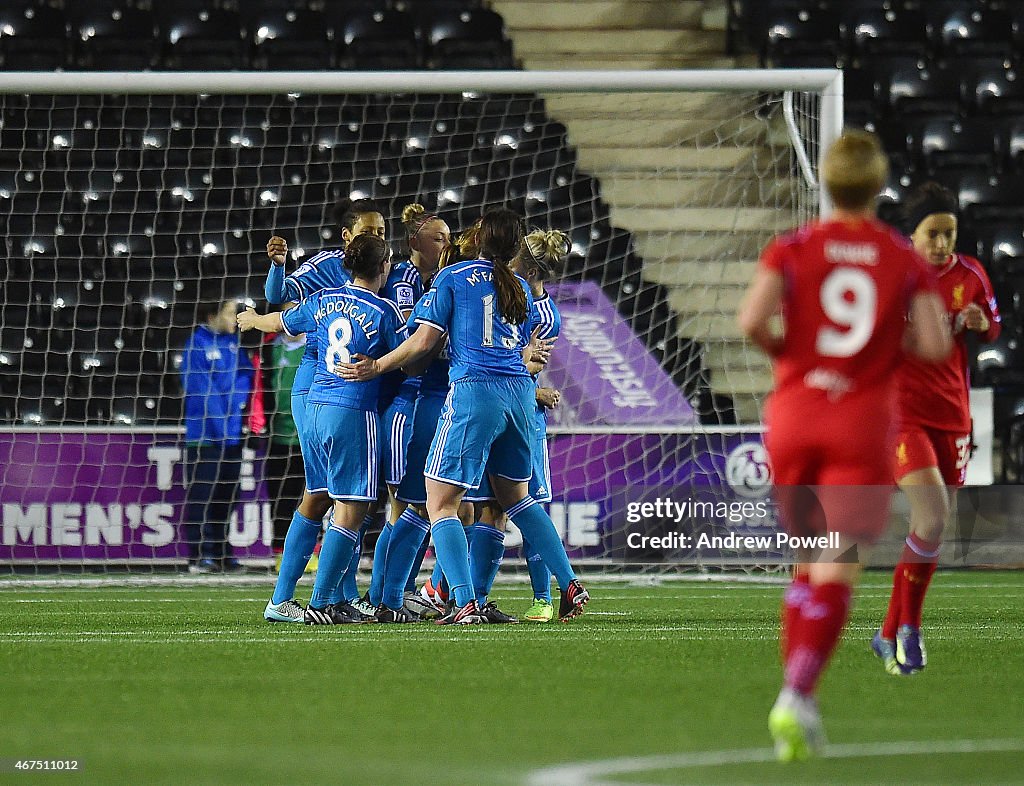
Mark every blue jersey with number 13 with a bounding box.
[415,259,534,382]
[282,283,407,410]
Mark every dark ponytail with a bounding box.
[479,208,527,326]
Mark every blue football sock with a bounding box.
[522,534,552,602]
[333,513,371,604]
[470,523,506,604]
[406,534,430,594]
[367,522,393,607]
[382,509,430,609]
[505,497,576,589]
[271,511,322,605]
[430,516,474,608]
[309,525,359,609]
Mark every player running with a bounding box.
[367,203,451,622]
[338,208,589,624]
[261,197,386,623]
[737,131,951,761]
[872,182,1001,675]
[239,234,408,624]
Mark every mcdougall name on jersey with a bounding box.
[315,297,379,338]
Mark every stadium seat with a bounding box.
[424,9,514,70]
[320,0,390,30]
[335,10,420,70]
[761,6,842,66]
[928,5,1014,58]
[159,8,248,70]
[844,6,928,58]
[250,8,331,71]
[0,4,67,70]
[884,62,963,116]
[918,116,1001,174]
[957,172,1024,221]
[982,220,1024,274]
[72,6,157,70]
[970,66,1024,115]
[1000,118,1024,171]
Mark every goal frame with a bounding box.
[0,68,844,216]
[0,69,844,572]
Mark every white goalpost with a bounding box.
[0,69,843,576]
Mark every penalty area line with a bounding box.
[525,738,1024,786]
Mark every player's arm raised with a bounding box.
[737,268,785,357]
[905,291,952,362]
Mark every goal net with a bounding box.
[0,70,841,577]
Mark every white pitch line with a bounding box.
[525,738,1024,786]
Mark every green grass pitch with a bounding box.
[1,571,1022,785]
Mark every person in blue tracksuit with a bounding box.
[337,209,589,625]
[180,296,254,573]
[260,197,386,623]
[239,234,409,624]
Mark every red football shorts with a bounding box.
[894,425,971,487]
[766,400,896,543]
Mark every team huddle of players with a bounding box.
[234,127,994,752]
[237,202,589,626]
[738,130,1000,761]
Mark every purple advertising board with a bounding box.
[0,428,770,564]
[501,430,774,561]
[0,429,273,563]
[544,281,696,427]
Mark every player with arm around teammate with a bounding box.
[872,182,1001,675]
[260,197,385,623]
[465,229,570,623]
[240,234,406,624]
[737,130,951,761]
[338,208,589,624]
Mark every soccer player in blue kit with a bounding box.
[366,203,451,622]
[239,234,409,623]
[338,209,589,624]
[258,198,386,623]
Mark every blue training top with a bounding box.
[265,249,351,395]
[180,325,253,445]
[529,291,561,434]
[378,259,426,410]
[408,298,450,398]
[415,259,533,382]
[281,283,407,411]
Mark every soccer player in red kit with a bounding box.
[872,182,1001,675]
[738,131,951,761]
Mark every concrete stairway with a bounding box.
[491,0,783,423]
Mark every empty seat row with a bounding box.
[759,5,1024,64]
[0,3,512,70]
[847,113,1024,175]
[836,58,1024,118]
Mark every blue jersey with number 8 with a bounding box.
[415,259,533,382]
[282,283,407,410]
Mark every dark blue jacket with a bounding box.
[180,326,254,445]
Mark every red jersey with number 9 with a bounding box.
[761,217,937,442]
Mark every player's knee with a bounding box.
[298,492,332,521]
